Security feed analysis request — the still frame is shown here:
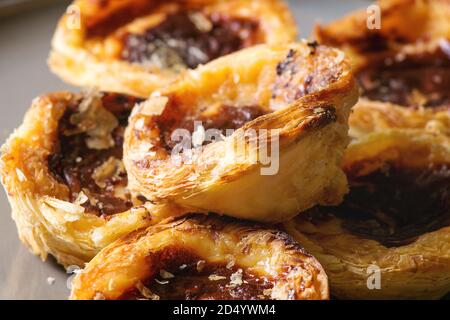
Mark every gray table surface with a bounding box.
[0,0,369,299]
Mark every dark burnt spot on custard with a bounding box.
[357,40,450,109]
[276,49,297,76]
[121,11,259,69]
[119,247,273,300]
[305,164,450,247]
[48,93,143,216]
[272,47,341,103]
[306,40,319,54]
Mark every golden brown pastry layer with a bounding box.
[123,42,358,222]
[49,0,297,97]
[315,0,450,138]
[284,130,450,299]
[0,91,186,267]
[70,214,329,300]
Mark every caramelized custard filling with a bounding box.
[306,165,450,247]
[155,104,266,151]
[121,11,259,69]
[121,258,273,300]
[357,40,450,108]
[49,93,143,216]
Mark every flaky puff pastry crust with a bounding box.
[349,98,450,138]
[70,214,329,300]
[315,0,450,138]
[124,42,359,223]
[49,0,297,97]
[0,92,187,267]
[284,130,450,299]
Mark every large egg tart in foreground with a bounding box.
[124,42,359,223]
[0,91,186,267]
[284,130,450,299]
[49,0,297,97]
[70,214,329,300]
[315,0,450,138]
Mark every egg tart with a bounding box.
[70,214,329,300]
[49,0,297,97]
[0,91,186,267]
[284,130,450,299]
[315,0,450,138]
[123,42,359,223]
